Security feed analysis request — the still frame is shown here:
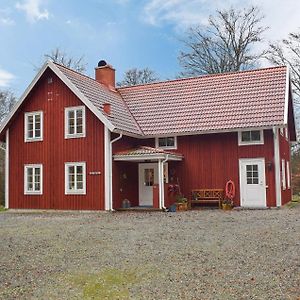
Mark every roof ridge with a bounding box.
[117,65,287,90]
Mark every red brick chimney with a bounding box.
[95,60,115,90]
[103,103,111,115]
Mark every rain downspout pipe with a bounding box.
[109,132,123,210]
[161,154,169,210]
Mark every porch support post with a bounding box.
[158,159,165,209]
[5,129,9,209]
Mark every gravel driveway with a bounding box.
[0,205,299,300]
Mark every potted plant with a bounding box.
[222,199,233,210]
[175,195,188,211]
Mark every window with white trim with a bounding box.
[238,130,264,145]
[65,162,86,194]
[24,164,43,195]
[24,111,43,142]
[65,106,86,139]
[281,159,286,190]
[286,161,291,189]
[156,137,177,149]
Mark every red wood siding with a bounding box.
[279,129,292,205]
[112,130,277,208]
[9,69,104,210]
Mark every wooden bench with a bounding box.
[189,189,224,209]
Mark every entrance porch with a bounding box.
[113,146,183,210]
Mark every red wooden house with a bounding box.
[0,60,296,210]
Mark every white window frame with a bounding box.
[24,111,43,142]
[65,162,86,195]
[281,159,286,190]
[155,136,177,150]
[24,164,43,195]
[286,161,291,189]
[65,106,86,139]
[238,130,264,146]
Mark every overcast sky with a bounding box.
[1,0,300,96]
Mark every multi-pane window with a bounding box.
[25,111,43,142]
[239,130,263,145]
[65,162,86,194]
[24,164,43,194]
[65,106,86,138]
[156,137,177,149]
[246,164,259,184]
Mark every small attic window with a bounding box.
[47,77,53,84]
[238,130,264,146]
[156,137,177,149]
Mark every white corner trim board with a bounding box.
[104,126,110,210]
[5,129,9,209]
[273,127,282,207]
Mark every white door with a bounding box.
[139,163,158,206]
[239,158,267,208]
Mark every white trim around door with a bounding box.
[239,158,267,208]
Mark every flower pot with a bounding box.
[176,202,188,211]
[222,203,233,211]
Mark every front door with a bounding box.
[239,158,267,208]
[138,163,158,206]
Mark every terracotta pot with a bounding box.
[222,203,233,211]
[176,202,188,211]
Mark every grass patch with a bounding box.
[0,205,7,212]
[68,268,138,300]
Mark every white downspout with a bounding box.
[161,154,169,209]
[5,129,9,209]
[109,132,123,211]
[273,127,282,207]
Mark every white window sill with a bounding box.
[24,191,42,195]
[65,134,86,139]
[25,138,43,143]
[65,190,86,195]
[157,146,177,150]
[238,141,264,146]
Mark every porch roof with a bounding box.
[113,146,183,161]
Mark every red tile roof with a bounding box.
[118,66,288,135]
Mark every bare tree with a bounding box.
[268,32,300,100]
[43,48,87,73]
[117,68,159,87]
[179,6,267,77]
[0,90,17,122]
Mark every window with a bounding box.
[65,162,86,194]
[24,111,43,142]
[156,136,177,149]
[286,161,291,189]
[24,164,43,194]
[246,164,259,184]
[281,159,286,190]
[65,106,86,139]
[238,130,264,145]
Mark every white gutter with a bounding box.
[109,132,123,210]
[160,154,169,210]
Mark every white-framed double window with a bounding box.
[24,111,43,142]
[281,159,286,190]
[238,130,264,146]
[24,164,43,195]
[65,162,86,195]
[155,136,177,150]
[65,106,86,139]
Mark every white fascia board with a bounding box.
[0,61,49,135]
[284,66,290,125]
[47,61,115,132]
[113,154,182,161]
[0,61,115,136]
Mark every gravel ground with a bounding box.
[0,205,299,300]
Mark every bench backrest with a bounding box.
[192,189,224,200]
